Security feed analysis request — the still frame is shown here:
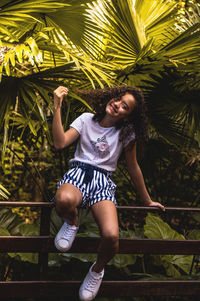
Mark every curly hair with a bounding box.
[76,85,148,152]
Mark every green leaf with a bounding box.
[0,226,10,236]
[144,213,185,240]
[68,91,94,113]
[187,229,200,240]
[109,254,137,268]
[19,223,39,236]
[144,213,193,276]
[0,208,24,235]
[0,184,10,199]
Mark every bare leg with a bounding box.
[91,200,119,273]
[55,183,82,226]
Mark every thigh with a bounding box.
[91,200,119,237]
[55,183,83,208]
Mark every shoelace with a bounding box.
[62,225,76,240]
[85,275,100,292]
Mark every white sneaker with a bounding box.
[54,222,78,252]
[79,262,104,301]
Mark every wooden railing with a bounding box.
[0,202,200,298]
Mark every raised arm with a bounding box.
[52,86,80,149]
[125,143,165,211]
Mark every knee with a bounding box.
[55,190,74,215]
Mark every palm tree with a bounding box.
[1,0,200,199]
[0,0,114,199]
[0,0,114,166]
[85,0,200,147]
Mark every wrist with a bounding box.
[53,106,61,113]
[143,198,152,206]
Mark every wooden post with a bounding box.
[38,206,51,280]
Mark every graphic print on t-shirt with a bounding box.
[90,135,110,159]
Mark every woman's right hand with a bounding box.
[53,86,69,110]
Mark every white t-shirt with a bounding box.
[70,113,135,171]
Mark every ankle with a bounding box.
[65,218,79,227]
[92,262,104,274]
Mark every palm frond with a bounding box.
[157,22,200,62]
[135,0,179,46]
[85,0,184,67]
[88,0,145,65]
[0,184,10,199]
[142,71,200,147]
[0,37,43,79]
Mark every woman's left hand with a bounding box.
[146,200,165,211]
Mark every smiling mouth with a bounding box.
[110,104,118,113]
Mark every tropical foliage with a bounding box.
[86,0,200,146]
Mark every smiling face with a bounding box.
[105,93,136,122]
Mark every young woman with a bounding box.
[52,85,165,301]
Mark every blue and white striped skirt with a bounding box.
[57,161,117,208]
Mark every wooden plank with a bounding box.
[1,236,200,254]
[0,281,200,297]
